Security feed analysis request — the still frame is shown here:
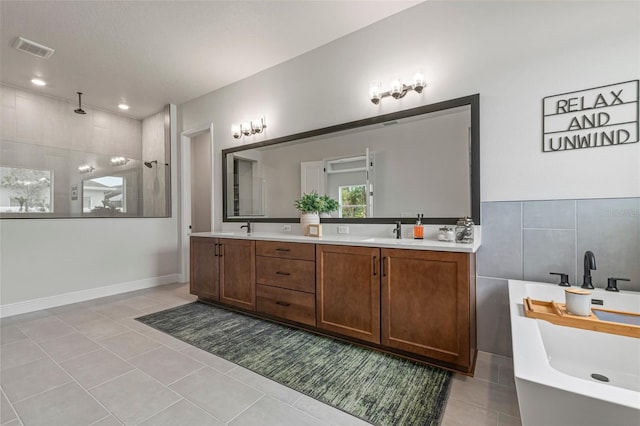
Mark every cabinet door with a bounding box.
[381,248,472,368]
[316,244,380,343]
[189,237,219,300]
[219,238,256,311]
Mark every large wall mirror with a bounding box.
[223,94,479,224]
[0,89,171,219]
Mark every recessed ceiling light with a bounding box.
[118,103,130,110]
[31,78,46,86]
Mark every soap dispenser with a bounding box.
[413,214,424,240]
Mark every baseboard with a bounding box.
[0,274,181,318]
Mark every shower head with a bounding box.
[74,92,86,115]
[144,160,157,168]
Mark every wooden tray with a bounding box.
[523,298,640,338]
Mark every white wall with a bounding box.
[181,0,640,233]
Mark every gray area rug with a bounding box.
[136,301,452,426]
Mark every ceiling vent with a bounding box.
[12,37,55,59]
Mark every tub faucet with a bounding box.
[240,221,251,234]
[581,251,596,289]
[392,221,402,239]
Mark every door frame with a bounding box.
[180,123,214,283]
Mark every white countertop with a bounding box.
[190,231,480,253]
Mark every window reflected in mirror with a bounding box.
[339,185,366,218]
[0,167,53,213]
[83,176,125,215]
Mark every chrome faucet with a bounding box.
[392,221,402,239]
[581,251,596,289]
[240,221,251,234]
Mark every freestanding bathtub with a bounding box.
[508,280,640,426]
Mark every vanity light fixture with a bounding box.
[370,72,426,105]
[110,156,129,166]
[78,164,94,174]
[232,118,266,139]
[31,78,46,86]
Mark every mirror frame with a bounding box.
[222,94,480,225]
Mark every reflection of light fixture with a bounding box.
[78,164,94,173]
[118,103,129,110]
[31,78,46,86]
[370,72,426,105]
[110,156,129,166]
[232,118,266,139]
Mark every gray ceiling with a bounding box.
[1,0,420,119]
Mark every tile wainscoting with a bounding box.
[477,197,640,357]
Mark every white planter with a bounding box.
[300,212,320,236]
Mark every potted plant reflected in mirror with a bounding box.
[318,194,339,218]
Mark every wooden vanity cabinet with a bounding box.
[381,248,476,371]
[191,236,477,374]
[255,241,316,326]
[218,238,256,311]
[316,244,381,344]
[190,237,256,310]
[190,237,220,300]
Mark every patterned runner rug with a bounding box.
[136,301,451,426]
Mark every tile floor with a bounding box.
[0,283,521,426]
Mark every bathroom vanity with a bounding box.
[190,232,479,375]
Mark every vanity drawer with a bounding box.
[256,284,316,326]
[256,256,315,293]
[256,241,315,261]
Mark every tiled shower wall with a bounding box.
[476,197,640,357]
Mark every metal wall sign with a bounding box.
[542,80,639,152]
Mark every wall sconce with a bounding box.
[110,156,129,166]
[232,118,266,139]
[370,72,426,105]
[78,164,94,174]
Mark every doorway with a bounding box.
[180,123,214,282]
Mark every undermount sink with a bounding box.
[360,237,426,244]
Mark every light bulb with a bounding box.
[231,124,242,139]
[369,81,382,105]
[251,118,264,134]
[390,78,403,99]
[413,72,425,93]
[31,78,46,86]
[241,122,252,136]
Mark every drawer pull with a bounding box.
[382,256,388,277]
[275,301,291,307]
[275,248,291,252]
[276,271,290,276]
[372,256,377,276]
